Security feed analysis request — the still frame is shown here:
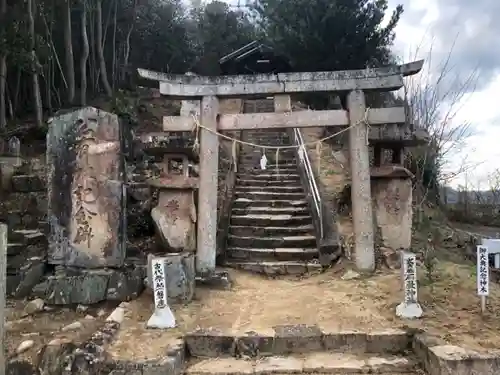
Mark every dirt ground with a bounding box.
[108,253,500,361]
[5,301,116,364]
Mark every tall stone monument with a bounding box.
[47,107,127,268]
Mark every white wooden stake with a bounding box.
[477,245,489,314]
[0,223,7,375]
[147,257,176,329]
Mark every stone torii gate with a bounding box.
[138,60,424,275]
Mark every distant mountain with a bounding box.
[440,186,500,205]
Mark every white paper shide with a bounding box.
[477,245,489,296]
[147,257,176,329]
[396,251,423,319]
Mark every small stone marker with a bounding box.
[477,245,489,314]
[396,251,423,319]
[147,257,176,329]
[8,136,20,166]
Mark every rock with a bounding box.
[22,298,45,317]
[97,309,107,317]
[341,269,360,280]
[61,321,82,332]
[16,340,35,354]
[14,257,46,298]
[37,338,76,375]
[84,314,95,320]
[11,174,46,192]
[380,247,401,269]
[76,304,89,313]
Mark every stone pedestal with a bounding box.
[147,252,195,304]
[371,165,413,250]
[47,107,127,268]
[148,176,198,252]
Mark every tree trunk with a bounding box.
[0,0,7,129]
[63,0,75,104]
[28,0,43,127]
[80,0,89,105]
[122,0,138,84]
[96,0,112,97]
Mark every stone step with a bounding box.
[227,246,318,261]
[228,233,316,248]
[231,214,312,227]
[185,353,418,374]
[233,198,307,208]
[229,224,314,236]
[236,173,300,181]
[224,260,322,275]
[236,179,301,187]
[235,185,304,194]
[235,191,305,200]
[238,167,298,174]
[231,206,309,216]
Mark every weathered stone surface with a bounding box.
[273,324,324,354]
[37,338,77,375]
[429,345,500,375]
[151,189,196,252]
[321,328,368,353]
[185,328,234,357]
[372,178,412,250]
[47,107,127,268]
[147,252,195,303]
[11,174,46,192]
[366,329,411,354]
[32,265,145,304]
[107,338,184,375]
[187,358,253,375]
[254,356,303,374]
[107,267,145,301]
[303,352,365,373]
[13,256,46,298]
[6,360,37,375]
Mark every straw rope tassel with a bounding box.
[231,140,237,172]
[275,147,281,178]
[316,141,322,175]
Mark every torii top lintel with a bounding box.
[137,60,424,98]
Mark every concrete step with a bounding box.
[227,246,318,261]
[224,260,322,276]
[230,214,312,227]
[236,179,301,187]
[229,224,314,236]
[185,353,419,374]
[235,185,304,194]
[236,173,300,181]
[235,191,305,200]
[231,206,309,216]
[228,234,317,248]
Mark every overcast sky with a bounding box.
[220,0,498,189]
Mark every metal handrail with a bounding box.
[293,128,324,239]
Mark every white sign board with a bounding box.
[477,245,490,296]
[152,258,167,308]
[402,252,418,304]
[396,251,422,319]
[147,257,176,329]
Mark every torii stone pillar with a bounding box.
[348,90,375,272]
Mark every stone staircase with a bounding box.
[182,328,424,374]
[224,128,322,275]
